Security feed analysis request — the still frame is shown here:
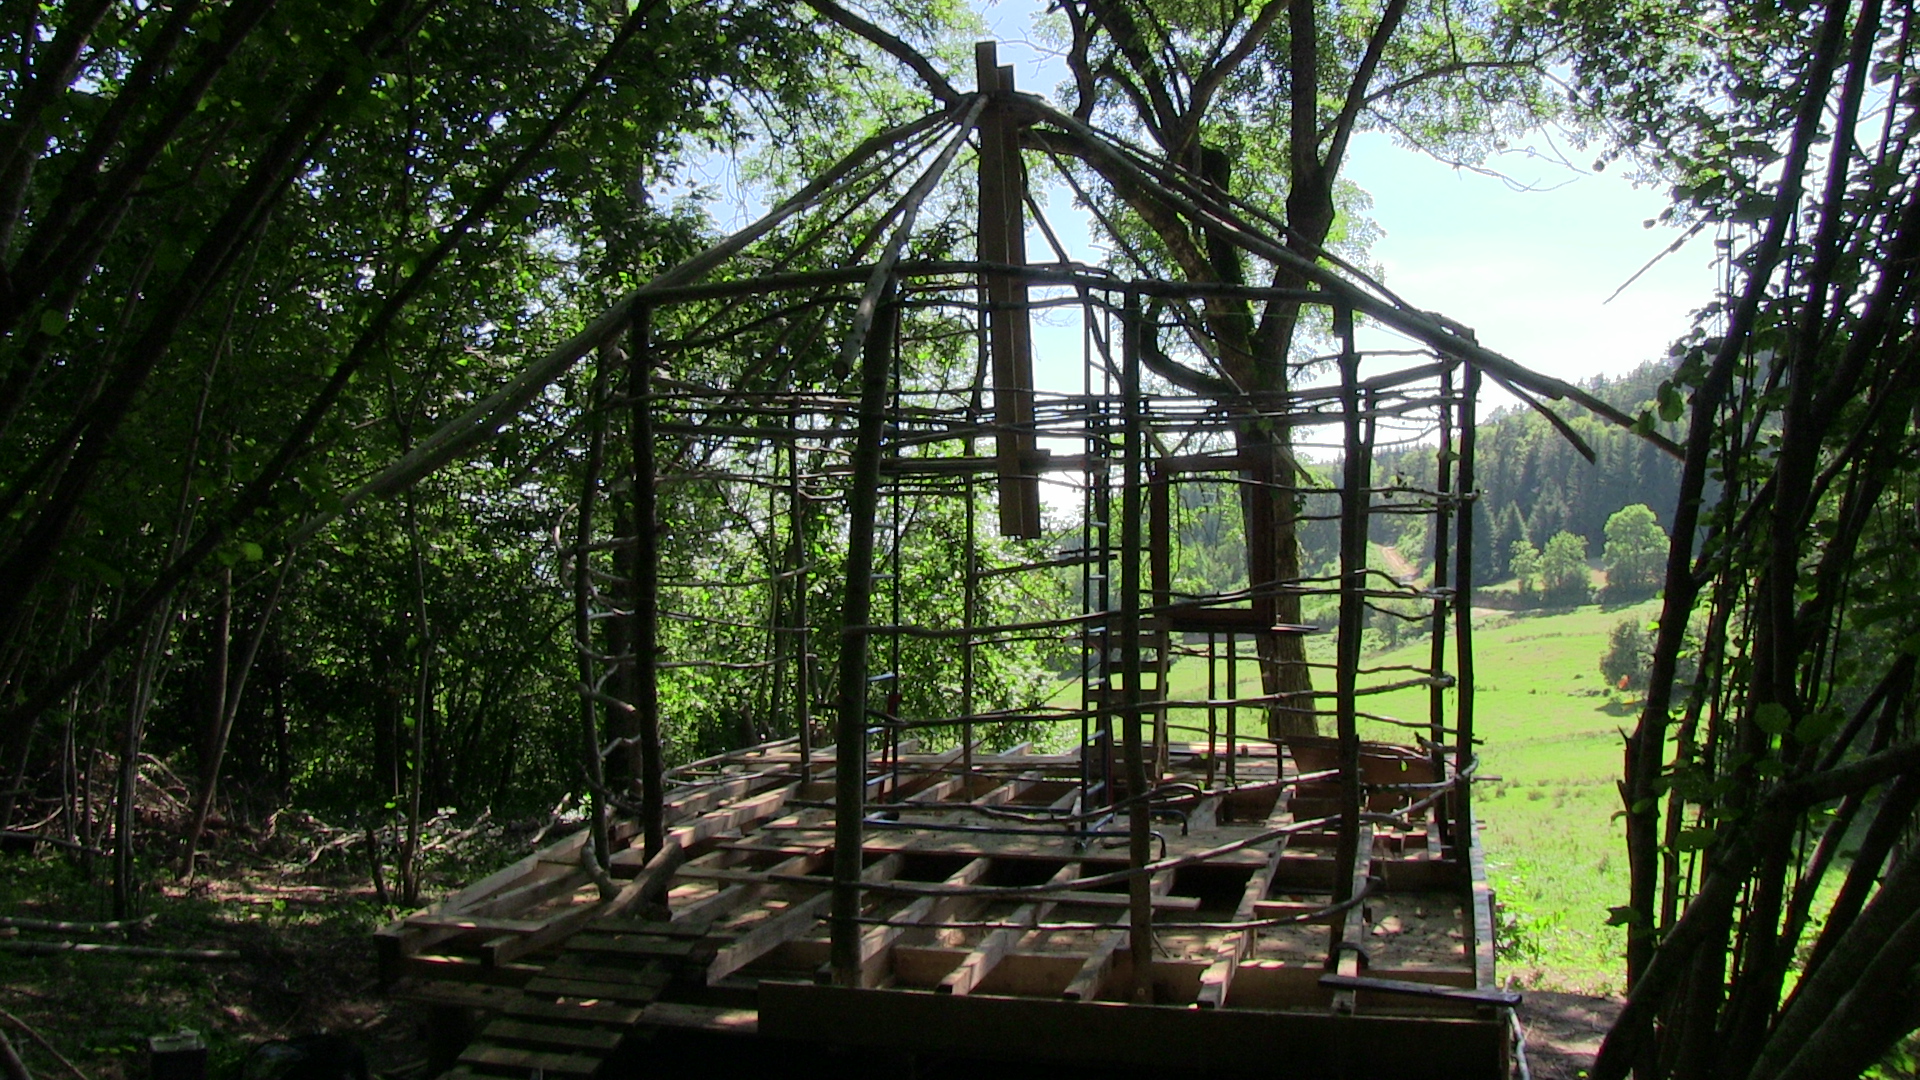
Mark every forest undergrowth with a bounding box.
[0,806,570,1080]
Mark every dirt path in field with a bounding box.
[1374,542,1421,585]
[1518,990,1623,1079]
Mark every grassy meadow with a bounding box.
[1134,594,1663,994]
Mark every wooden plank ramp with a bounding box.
[434,913,757,1080]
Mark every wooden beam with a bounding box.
[1059,869,1174,1002]
[640,1002,759,1035]
[850,856,991,986]
[1196,837,1290,1008]
[404,914,546,935]
[485,841,685,966]
[888,741,979,802]
[976,43,1040,538]
[1319,973,1520,1007]
[757,981,1510,1079]
[1467,806,1498,990]
[707,854,904,985]
[670,852,825,933]
[457,1043,599,1077]
[607,786,794,875]
[1328,823,1375,1014]
[937,862,1077,995]
[1059,929,1124,1002]
[658,767,795,825]
[478,1019,623,1052]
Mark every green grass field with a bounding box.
[1081,596,1663,993]
[1381,599,1661,993]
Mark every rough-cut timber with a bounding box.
[381,735,1508,1080]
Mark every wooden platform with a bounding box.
[378,738,1510,1079]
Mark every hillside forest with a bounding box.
[2,2,1919,1080]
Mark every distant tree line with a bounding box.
[1371,358,1689,584]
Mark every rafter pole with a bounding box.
[831,280,899,985]
[830,96,987,987]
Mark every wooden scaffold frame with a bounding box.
[372,41,1663,1080]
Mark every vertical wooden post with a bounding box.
[1120,289,1153,1000]
[831,280,899,985]
[574,356,614,892]
[630,309,665,860]
[1206,630,1218,787]
[1452,360,1480,856]
[788,415,812,785]
[1329,305,1369,953]
[962,475,977,780]
[1226,633,1238,784]
[1149,467,1172,777]
[976,41,1040,538]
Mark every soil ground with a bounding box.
[1519,991,1622,1080]
[0,857,433,1080]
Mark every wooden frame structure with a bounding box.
[373,41,1635,1079]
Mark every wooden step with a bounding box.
[457,1043,601,1077]
[565,931,700,960]
[523,975,668,1004]
[387,978,522,1011]
[541,957,673,990]
[479,1018,624,1052]
[504,996,647,1025]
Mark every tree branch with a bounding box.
[1324,0,1410,177]
[800,0,959,106]
[1180,0,1289,157]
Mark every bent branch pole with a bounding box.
[830,95,984,988]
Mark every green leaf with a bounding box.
[1657,382,1685,423]
[38,310,66,336]
[1794,708,1842,744]
[1604,905,1643,928]
[1674,827,1716,852]
[1753,702,1792,735]
[238,541,264,562]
